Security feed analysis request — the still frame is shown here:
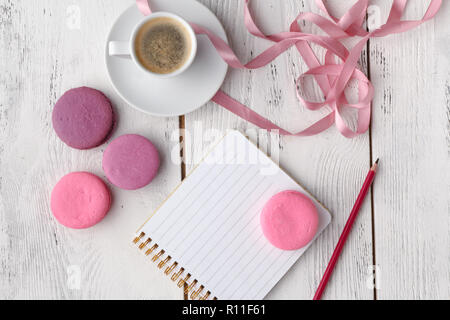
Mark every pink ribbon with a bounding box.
[135,0,441,138]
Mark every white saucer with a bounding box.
[105,0,228,117]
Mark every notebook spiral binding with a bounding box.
[133,232,217,300]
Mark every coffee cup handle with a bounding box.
[108,41,131,58]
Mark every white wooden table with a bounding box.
[0,0,449,300]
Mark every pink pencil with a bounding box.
[313,159,379,300]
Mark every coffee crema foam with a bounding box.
[135,17,192,74]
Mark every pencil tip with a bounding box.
[371,158,379,172]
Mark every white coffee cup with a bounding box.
[109,12,197,78]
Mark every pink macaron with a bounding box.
[102,134,160,190]
[52,87,114,150]
[260,190,319,250]
[51,172,111,229]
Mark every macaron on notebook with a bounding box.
[133,131,331,300]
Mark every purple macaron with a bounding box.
[52,87,114,149]
[102,134,160,190]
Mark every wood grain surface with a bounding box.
[0,0,182,299]
[369,0,450,300]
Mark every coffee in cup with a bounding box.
[135,17,192,74]
[109,12,197,78]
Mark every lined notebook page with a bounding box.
[137,131,331,300]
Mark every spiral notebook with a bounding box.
[132,131,331,300]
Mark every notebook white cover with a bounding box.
[135,130,331,300]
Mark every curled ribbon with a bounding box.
[135,0,441,138]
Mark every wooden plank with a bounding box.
[0,0,183,299]
[185,0,374,299]
[369,0,450,299]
